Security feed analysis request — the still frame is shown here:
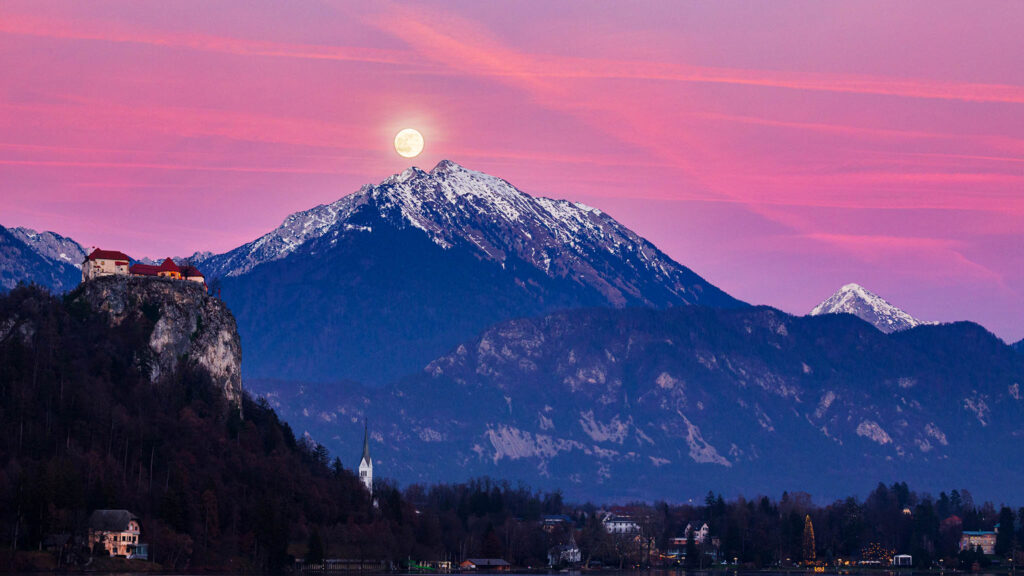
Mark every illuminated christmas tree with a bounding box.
[803,515,816,564]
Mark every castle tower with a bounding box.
[358,420,373,496]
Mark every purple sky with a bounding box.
[2,1,1022,342]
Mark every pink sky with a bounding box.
[2,1,1023,342]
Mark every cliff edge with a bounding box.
[69,275,243,409]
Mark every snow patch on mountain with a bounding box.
[924,423,948,446]
[855,420,893,445]
[678,412,731,466]
[578,411,630,444]
[963,395,990,426]
[810,283,927,333]
[485,425,584,463]
[201,193,370,277]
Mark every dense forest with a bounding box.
[1,284,1022,572]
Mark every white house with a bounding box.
[602,514,640,535]
[548,534,582,567]
[87,509,148,559]
[685,522,710,544]
[82,249,131,282]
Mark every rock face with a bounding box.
[71,275,242,409]
[810,283,926,333]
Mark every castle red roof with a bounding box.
[180,265,204,278]
[128,263,162,276]
[87,249,131,262]
[158,258,180,272]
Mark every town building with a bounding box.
[542,514,572,532]
[893,554,913,567]
[87,509,148,559]
[685,522,710,543]
[180,265,205,284]
[359,421,373,496]
[82,249,131,281]
[129,259,206,286]
[548,534,581,567]
[460,558,511,571]
[960,530,997,555]
[129,257,181,279]
[602,513,640,535]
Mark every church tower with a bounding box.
[358,420,373,496]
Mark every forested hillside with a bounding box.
[0,285,375,570]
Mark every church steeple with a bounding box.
[358,419,373,495]
[361,419,371,466]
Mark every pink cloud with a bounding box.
[0,10,414,66]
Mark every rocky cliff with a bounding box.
[70,275,243,409]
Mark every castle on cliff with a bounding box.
[82,249,205,286]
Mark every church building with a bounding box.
[358,421,373,496]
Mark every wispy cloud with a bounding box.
[0,10,414,66]
[805,233,1006,285]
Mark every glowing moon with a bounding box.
[394,128,424,158]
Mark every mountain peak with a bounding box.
[202,161,745,310]
[810,283,926,333]
[430,158,466,174]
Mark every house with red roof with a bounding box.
[180,265,205,285]
[129,258,206,287]
[129,257,181,279]
[82,249,131,282]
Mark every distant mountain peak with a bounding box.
[0,224,84,293]
[9,226,86,269]
[810,283,926,333]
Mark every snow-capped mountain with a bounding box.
[205,160,739,308]
[0,224,83,293]
[810,283,927,333]
[8,227,86,269]
[208,160,743,385]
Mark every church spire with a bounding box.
[361,419,371,465]
[358,419,373,496]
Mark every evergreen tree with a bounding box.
[803,515,816,564]
[996,507,1016,556]
[685,529,698,568]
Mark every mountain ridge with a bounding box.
[0,224,83,293]
[8,226,86,269]
[256,304,1024,501]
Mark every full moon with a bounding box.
[394,128,424,158]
